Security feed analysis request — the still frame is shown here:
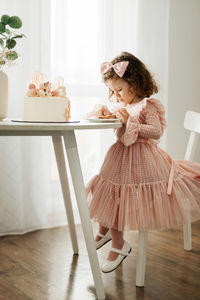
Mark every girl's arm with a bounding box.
[120,102,162,146]
[139,102,162,139]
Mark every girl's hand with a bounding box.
[116,108,129,123]
[95,106,112,118]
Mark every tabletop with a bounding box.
[0,119,122,136]
[0,119,122,130]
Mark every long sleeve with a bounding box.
[138,102,162,139]
[119,117,140,146]
[119,102,162,146]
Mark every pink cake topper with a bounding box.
[52,76,64,90]
[27,71,67,97]
[31,71,46,87]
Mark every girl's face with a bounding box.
[106,78,137,105]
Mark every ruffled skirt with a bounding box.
[86,139,200,231]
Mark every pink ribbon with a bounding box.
[100,61,129,78]
[167,160,175,195]
[152,146,175,195]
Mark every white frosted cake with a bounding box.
[22,72,71,122]
[23,97,71,122]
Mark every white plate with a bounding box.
[86,118,120,123]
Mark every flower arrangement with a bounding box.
[0,14,25,69]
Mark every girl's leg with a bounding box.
[107,228,124,261]
[95,224,109,242]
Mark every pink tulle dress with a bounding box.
[86,98,200,231]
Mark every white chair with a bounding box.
[136,110,200,287]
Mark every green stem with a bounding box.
[0,33,7,38]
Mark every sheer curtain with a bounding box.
[50,0,138,177]
[0,0,170,235]
[0,0,61,235]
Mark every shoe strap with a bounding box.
[97,230,110,238]
[110,245,130,256]
[97,233,105,238]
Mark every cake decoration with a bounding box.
[26,71,67,98]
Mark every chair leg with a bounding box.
[183,222,192,251]
[136,231,148,287]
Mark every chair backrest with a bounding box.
[184,111,200,160]
[184,111,200,133]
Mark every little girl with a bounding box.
[86,52,200,273]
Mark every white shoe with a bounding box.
[101,241,132,273]
[95,230,112,250]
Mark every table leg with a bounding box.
[52,135,79,254]
[63,131,105,300]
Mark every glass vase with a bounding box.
[0,70,8,121]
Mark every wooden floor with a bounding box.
[0,221,199,300]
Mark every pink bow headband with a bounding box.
[100,61,129,78]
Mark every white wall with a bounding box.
[133,0,200,162]
[134,0,169,150]
[167,0,200,161]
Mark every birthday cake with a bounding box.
[22,72,71,122]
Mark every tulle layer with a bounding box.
[86,174,200,231]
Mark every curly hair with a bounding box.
[102,52,158,99]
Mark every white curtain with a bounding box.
[0,0,63,234]
[1,0,198,235]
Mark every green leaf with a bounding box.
[0,22,5,34]
[0,38,4,46]
[6,50,18,60]
[6,39,16,49]
[8,16,22,29]
[1,15,10,25]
